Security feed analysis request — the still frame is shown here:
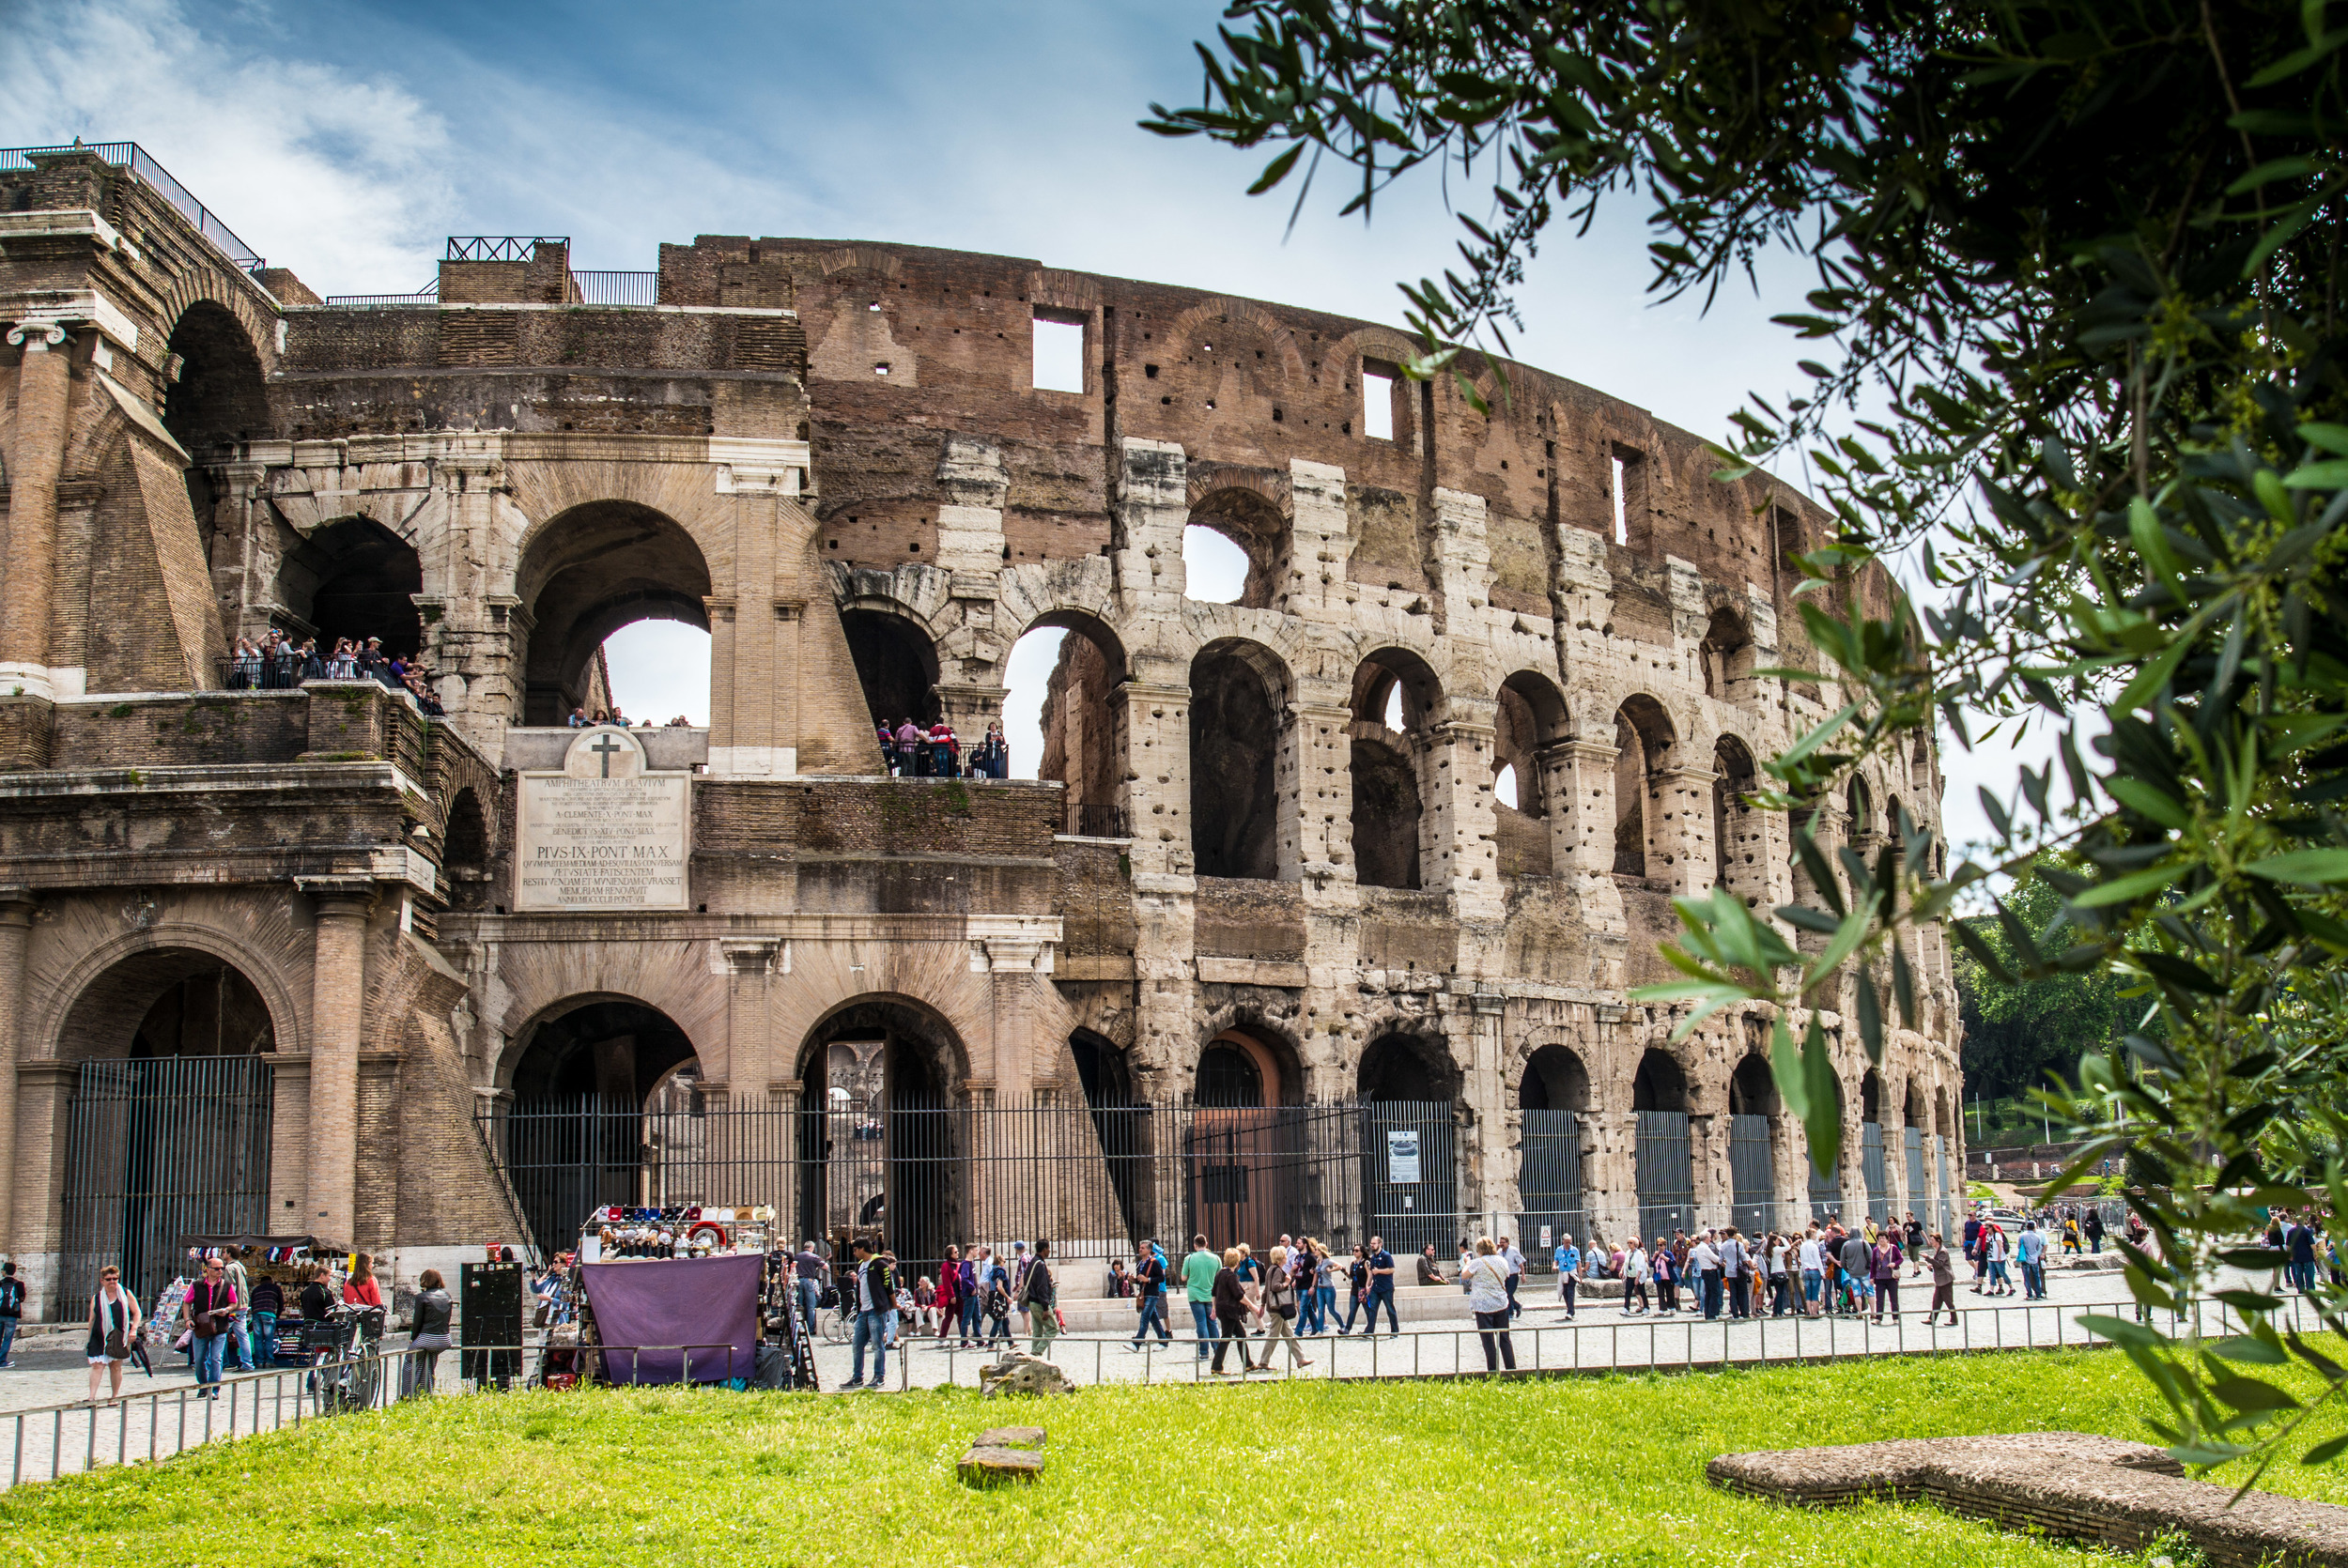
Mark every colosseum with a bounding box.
[0,142,1963,1317]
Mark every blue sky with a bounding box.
[2,0,2013,853]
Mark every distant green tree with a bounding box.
[1954,868,2127,1103]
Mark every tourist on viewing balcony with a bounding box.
[977,720,1009,777]
[876,723,897,773]
[926,718,959,776]
[568,707,589,728]
[1464,1237,1516,1373]
[894,718,922,776]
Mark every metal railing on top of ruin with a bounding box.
[317,273,661,308]
[1071,803,1133,839]
[0,141,265,272]
[447,236,569,261]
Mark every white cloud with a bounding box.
[0,0,455,290]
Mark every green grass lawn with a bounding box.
[5,1348,2344,1567]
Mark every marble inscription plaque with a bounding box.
[515,729,690,911]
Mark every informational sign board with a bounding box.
[515,728,690,912]
[1385,1129,1421,1185]
[1539,1225,1552,1250]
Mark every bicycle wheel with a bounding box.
[821,1310,850,1344]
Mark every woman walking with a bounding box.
[1256,1247,1313,1370]
[406,1268,454,1397]
[1621,1238,1650,1314]
[1925,1232,1958,1325]
[1652,1237,1678,1314]
[1463,1237,1517,1373]
[1337,1244,1368,1335]
[1209,1249,1257,1374]
[85,1265,141,1404]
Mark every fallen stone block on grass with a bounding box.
[958,1445,1045,1485]
[1707,1432,2348,1568]
[978,1352,1074,1397]
[974,1425,1046,1451]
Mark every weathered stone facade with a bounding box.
[0,145,1960,1317]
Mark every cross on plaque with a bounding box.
[589,733,626,776]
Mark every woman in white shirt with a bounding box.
[1622,1242,1651,1314]
[1464,1237,1516,1372]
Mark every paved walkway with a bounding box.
[0,1266,2228,1490]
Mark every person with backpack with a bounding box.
[1129,1240,1173,1350]
[1208,1250,1258,1375]
[1255,1247,1312,1370]
[840,1237,895,1391]
[1022,1239,1058,1358]
[0,1260,22,1369]
[1360,1235,1398,1337]
[983,1258,1014,1347]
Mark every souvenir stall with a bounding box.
[173,1234,346,1368]
[568,1204,816,1391]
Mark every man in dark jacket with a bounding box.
[842,1237,896,1391]
[0,1260,22,1369]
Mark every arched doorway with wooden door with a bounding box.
[1184,1026,1317,1254]
[791,999,969,1283]
[55,945,286,1312]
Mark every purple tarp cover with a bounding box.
[581,1253,762,1385]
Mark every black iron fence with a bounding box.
[1071,803,1133,839]
[63,1056,274,1310]
[488,1097,1467,1283]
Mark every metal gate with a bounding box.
[1861,1121,1890,1222]
[1934,1133,1954,1235]
[1807,1136,1842,1222]
[62,1055,273,1314]
[1360,1100,1457,1260]
[1634,1109,1694,1239]
[1728,1113,1774,1235]
[1905,1127,1926,1227]
[1518,1109,1585,1265]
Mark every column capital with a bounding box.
[294,876,379,917]
[1550,737,1620,764]
[6,320,70,352]
[0,886,34,927]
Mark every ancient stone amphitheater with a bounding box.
[0,142,1960,1317]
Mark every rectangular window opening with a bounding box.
[1032,315,1086,393]
[1363,367,1396,440]
[1612,455,1628,545]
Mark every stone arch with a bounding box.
[1631,1046,1690,1113]
[54,945,284,1064]
[1728,1050,1778,1116]
[1698,605,1755,699]
[1184,478,1290,610]
[1711,733,1769,910]
[43,926,304,1065]
[1190,637,1290,880]
[1846,774,1876,839]
[816,246,905,281]
[442,787,491,914]
[792,994,975,1266]
[1023,608,1128,822]
[273,515,424,656]
[160,297,270,570]
[1162,297,1312,383]
[1517,1041,1590,1111]
[793,992,975,1099]
[1350,647,1444,890]
[1861,1067,1883,1124]
[1028,268,1104,315]
[1355,1029,1462,1104]
[842,599,944,732]
[517,500,714,725]
[1494,669,1570,812]
[504,993,699,1104]
[1612,692,1678,878]
[1194,1023,1303,1107]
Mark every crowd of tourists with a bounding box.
[565,706,696,729]
[227,630,446,715]
[875,717,1009,778]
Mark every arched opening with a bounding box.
[1517,1043,1588,1257]
[57,947,280,1311]
[441,787,490,914]
[1183,486,1286,609]
[1016,614,1128,832]
[501,997,701,1256]
[1711,735,1769,909]
[842,606,941,741]
[162,302,270,569]
[1846,776,1875,843]
[1494,670,1569,877]
[1190,639,1286,880]
[1932,1083,1954,1231]
[1071,1029,1154,1244]
[1901,1077,1927,1222]
[795,998,966,1278]
[1699,606,1753,699]
[517,502,713,726]
[1859,1067,1889,1222]
[1358,1031,1460,1257]
[1910,736,1932,794]
[1728,1051,1779,1235]
[1613,695,1676,879]
[1631,1047,1693,1237]
[1189,1026,1307,1253]
[273,516,424,659]
[1351,650,1442,890]
[1356,1031,1461,1105]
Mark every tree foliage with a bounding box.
[1954,862,2130,1103]
[1152,0,2348,1478]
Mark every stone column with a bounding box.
[1587,1108,1639,1247]
[1285,459,1353,620]
[1287,700,1356,882]
[1651,763,1721,896]
[0,888,35,1253]
[2,322,71,697]
[1548,738,1628,983]
[298,878,377,1240]
[1114,677,1195,882]
[975,928,1050,1104]
[1421,713,1503,914]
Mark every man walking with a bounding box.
[2016,1220,2047,1299]
[1130,1240,1172,1349]
[841,1237,895,1391]
[1022,1239,1058,1358]
[1555,1232,1582,1318]
[1719,1227,1749,1319]
[793,1239,827,1334]
[1500,1235,1525,1319]
[1183,1234,1222,1360]
[1691,1231,1722,1320]
[1361,1235,1398,1336]
[1840,1226,1873,1317]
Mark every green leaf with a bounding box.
[2106,776,2191,831]
[2079,1313,2168,1349]
[1770,1013,1811,1120]
[2302,1435,2348,1465]
[1244,141,1305,195]
[2244,851,2348,885]
[1801,1022,1840,1176]
[2072,863,2184,908]
[2211,1375,2298,1413]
